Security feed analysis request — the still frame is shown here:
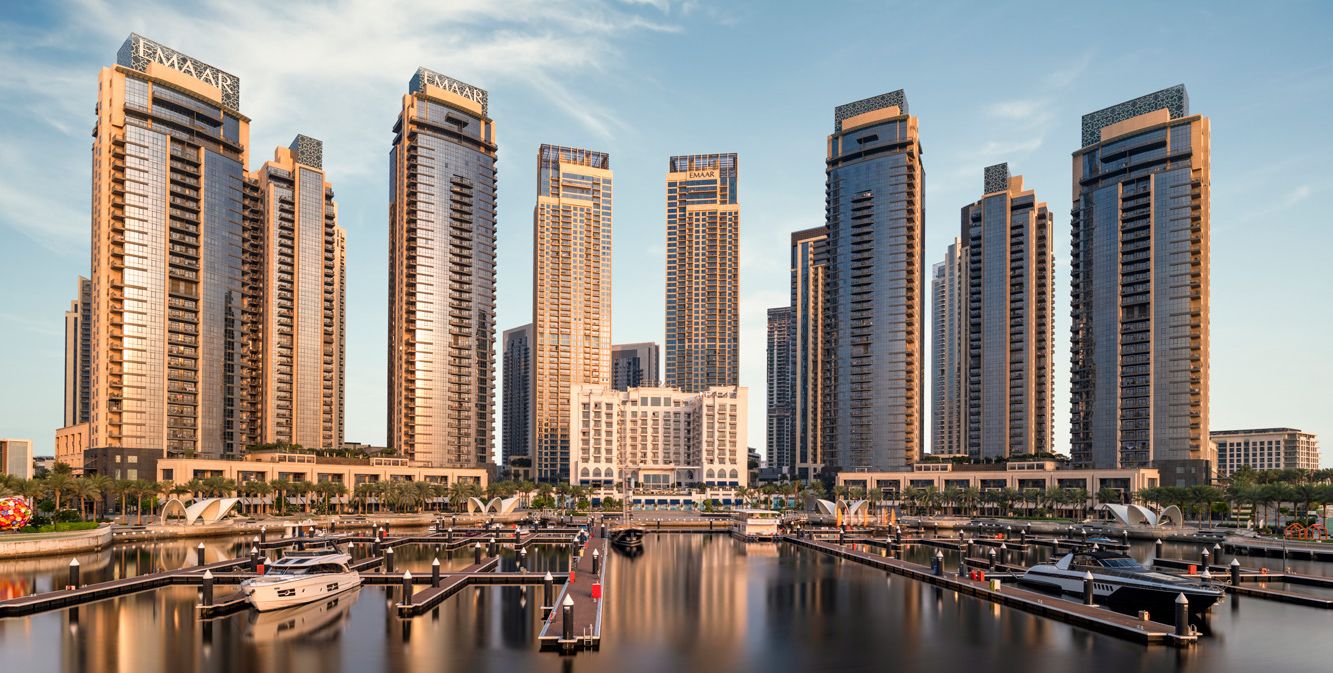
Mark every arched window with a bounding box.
[580,467,590,478]
[593,467,602,478]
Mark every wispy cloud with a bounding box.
[0,0,686,247]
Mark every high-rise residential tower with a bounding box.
[388,67,497,468]
[251,136,346,450]
[930,238,965,456]
[611,342,659,391]
[532,145,613,482]
[502,323,533,466]
[960,164,1053,459]
[89,34,251,460]
[822,90,925,471]
[791,226,828,480]
[63,276,92,427]
[664,153,739,392]
[766,306,794,474]
[1070,85,1212,482]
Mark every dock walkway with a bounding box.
[539,531,607,653]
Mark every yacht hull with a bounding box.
[243,572,362,612]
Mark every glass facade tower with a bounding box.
[960,164,1053,459]
[823,90,925,471]
[930,238,965,456]
[664,153,740,392]
[502,323,533,466]
[389,68,497,468]
[1070,85,1212,480]
[791,227,828,480]
[532,145,613,483]
[766,306,794,474]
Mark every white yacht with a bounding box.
[1020,550,1224,619]
[242,550,361,611]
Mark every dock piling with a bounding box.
[250,546,258,570]
[933,551,944,576]
[474,542,482,565]
[988,549,997,570]
[447,527,454,542]
[432,557,441,587]
[489,537,497,557]
[1083,571,1095,605]
[402,571,414,605]
[1230,558,1241,586]
[543,571,554,618]
[385,547,395,573]
[196,542,205,566]
[260,526,267,544]
[1155,539,1163,558]
[592,549,601,575]
[1174,593,1189,637]
[201,570,214,606]
[1201,548,1210,567]
[67,559,80,590]
[561,595,575,642]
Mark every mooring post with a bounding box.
[1201,547,1210,568]
[67,558,80,590]
[514,528,521,543]
[402,571,414,606]
[519,547,528,573]
[195,542,205,566]
[838,528,845,545]
[385,547,395,573]
[933,551,944,576]
[1000,543,1008,565]
[1175,594,1190,637]
[543,571,554,618]
[967,539,975,559]
[447,527,454,542]
[1213,543,1223,564]
[432,557,441,587]
[1230,558,1241,586]
[1155,538,1163,559]
[260,526,267,544]
[988,549,997,570]
[1083,571,1095,605]
[592,548,601,575]
[201,569,214,606]
[474,542,482,565]
[489,537,497,557]
[330,519,336,535]
[561,595,575,642]
[250,546,259,571]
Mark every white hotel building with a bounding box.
[570,385,748,491]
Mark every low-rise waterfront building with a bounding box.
[1211,428,1320,477]
[837,461,1159,505]
[156,451,488,487]
[55,423,89,471]
[1,439,34,479]
[570,384,748,490]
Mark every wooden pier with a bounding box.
[539,532,608,653]
[0,558,250,618]
[786,536,1196,647]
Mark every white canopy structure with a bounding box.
[467,496,521,515]
[1096,503,1182,528]
[159,497,241,525]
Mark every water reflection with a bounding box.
[1,534,1332,672]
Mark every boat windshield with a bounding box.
[1095,557,1145,570]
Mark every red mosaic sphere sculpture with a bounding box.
[0,497,34,531]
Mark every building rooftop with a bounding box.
[833,89,907,132]
[409,67,488,114]
[1080,84,1188,147]
[117,33,240,111]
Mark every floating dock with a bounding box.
[539,532,607,653]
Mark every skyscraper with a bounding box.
[960,164,1053,459]
[388,67,497,468]
[251,135,346,450]
[664,153,739,392]
[766,306,794,474]
[89,34,250,460]
[611,342,659,391]
[791,227,828,480]
[532,145,613,482]
[502,323,533,466]
[63,276,92,427]
[1070,85,1212,481]
[930,238,964,456]
[823,90,925,471]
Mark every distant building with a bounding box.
[532,145,613,483]
[569,385,748,490]
[32,456,56,475]
[63,276,91,427]
[1070,85,1212,482]
[1212,428,1320,477]
[0,439,33,480]
[823,90,924,472]
[664,153,740,392]
[837,461,1160,507]
[791,227,827,481]
[611,342,659,391]
[502,323,534,465]
[156,452,486,488]
[930,238,965,456]
[766,306,794,475]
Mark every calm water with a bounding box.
[1,533,1331,672]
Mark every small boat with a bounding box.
[609,526,645,549]
[242,550,362,611]
[1020,550,1224,619]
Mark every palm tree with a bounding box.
[44,472,74,514]
[68,478,96,521]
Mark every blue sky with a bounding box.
[1,1,1330,467]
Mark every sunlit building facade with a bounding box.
[502,323,533,465]
[1070,85,1212,481]
[63,276,93,428]
[791,226,828,481]
[388,67,497,468]
[823,90,925,471]
[1212,428,1320,477]
[250,136,346,451]
[961,164,1053,459]
[664,153,740,392]
[89,34,251,460]
[532,145,613,482]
